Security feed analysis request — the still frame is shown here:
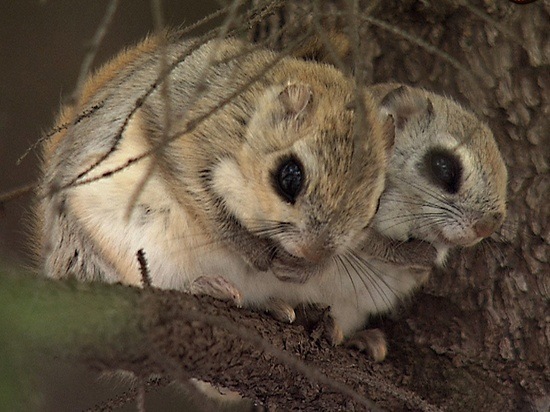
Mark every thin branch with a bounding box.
[345,0,371,150]
[310,1,348,74]
[0,183,35,208]
[70,0,120,105]
[137,249,152,288]
[136,378,146,412]
[60,1,287,195]
[47,27,314,198]
[352,13,481,82]
[124,0,172,220]
[16,102,105,166]
[17,2,239,166]
[124,0,246,219]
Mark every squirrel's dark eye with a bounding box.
[273,156,304,204]
[425,149,462,194]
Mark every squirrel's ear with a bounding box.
[379,86,433,129]
[278,83,313,119]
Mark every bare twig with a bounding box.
[124,0,172,220]
[349,13,481,82]
[65,42,201,192]
[137,249,152,288]
[136,378,146,412]
[0,183,36,208]
[17,2,238,166]
[16,102,105,165]
[71,0,120,105]
[310,1,348,74]
[124,0,246,219]
[60,1,287,195]
[48,27,313,197]
[345,0,372,149]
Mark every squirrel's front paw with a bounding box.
[265,298,296,323]
[321,311,345,346]
[345,328,387,362]
[292,304,345,346]
[190,276,243,307]
[294,306,385,360]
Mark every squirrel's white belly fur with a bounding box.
[65,114,252,289]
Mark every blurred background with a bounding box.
[0,0,220,266]
[0,2,236,410]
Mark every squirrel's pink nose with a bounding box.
[296,245,327,264]
[473,212,504,239]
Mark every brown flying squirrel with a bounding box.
[236,83,508,362]
[37,33,400,310]
[256,30,509,359]
[306,84,508,360]
[369,83,507,255]
[38,32,506,362]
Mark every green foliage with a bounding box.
[0,266,144,411]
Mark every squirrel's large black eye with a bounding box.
[425,149,462,194]
[273,156,304,204]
